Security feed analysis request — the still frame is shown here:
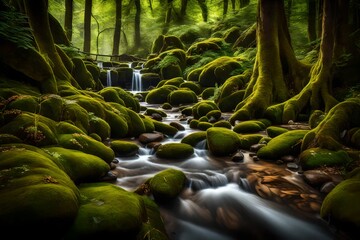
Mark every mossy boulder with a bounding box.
[125,108,146,137]
[5,94,39,113]
[217,90,246,112]
[206,109,222,120]
[71,57,96,90]
[181,131,207,147]
[65,182,146,239]
[233,120,266,134]
[320,177,360,232]
[213,120,232,129]
[0,146,80,238]
[266,126,289,138]
[192,100,219,119]
[110,140,139,157]
[198,122,213,131]
[299,148,352,170]
[201,87,215,100]
[186,38,223,56]
[238,134,264,150]
[257,130,309,160]
[0,133,22,144]
[309,110,326,129]
[43,147,110,183]
[39,94,64,121]
[206,127,241,157]
[156,143,194,159]
[145,108,167,117]
[189,119,199,129]
[179,81,202,95]
[151,120,178,136]
[149,168,186,202]
[168,89,198,106]
[145,86,173,104]
[141,115,156,133]
[163,77,185,87]
[58,133,114,164]
[88,113,111,141]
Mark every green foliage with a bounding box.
[154,55,180,70]
[0,9,34,49]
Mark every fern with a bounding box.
[0,8,34,49]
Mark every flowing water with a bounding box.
[131,69,142,91]
[113,102,338,240]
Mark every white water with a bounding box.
[106,69,112,87]
[131,69,142,91]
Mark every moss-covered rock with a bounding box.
[71,57,96,90]
[168,89,198,106]
[213,120,232,129]
[257,130,309,160]
[0,146,80,238]
[206,127,241,157]
[88,113,111,141]
[151,120,178,136]
[233,120,266,134]
[192,100,219,119]
[198,122,213,131]
[266,126,289,138]
[145,108,168,117]
[309,110,326,129]
[238,134,264,150]
[299,148,352,170]
[141,115,156,133]
[201,87,215,100]
[39,94,64,121]
[156,143,194,159]
[149,168,186,202]
[320,177,360,232]
[110,140,139,157]
[181,131,207,147]
[43,147,110,183]
[189,119,199,129]
[125,108,146,137]
[206,109,222,120]
[0,133,22,144]
[179,81,202,95]
[145,86,173,104]
[65,182,146,239]
[5,94,39,113]
[58,133,114,164]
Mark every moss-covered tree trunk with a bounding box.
[64,0,73,41]
[197,0,208,22]
[111,0,122,61]
[23,0,79,92]
[230,0,310,124]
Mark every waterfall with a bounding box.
[131,69,142,91]
[106,69,112,87]
[97,61,103,69]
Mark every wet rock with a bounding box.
[287,162,299,171]
[276,160,284,165]
[320,182,336,194]
[303,170,332,187]
[281,155,296,162]
[231,151,244,162]
[100,171,118,182]
[170,121,185,131]
[139,132,164,144]
[146,142,162,152]
[151,113,163,121]
[252,156,259,161]
[250,143,266,152]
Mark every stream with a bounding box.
[112,101,338,240]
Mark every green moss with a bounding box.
[5,95,38,113]
[88,113,111,141]
[149,168,186,202]
[181,106,193,116]
[152,120,178,136]
[0,133,22,144]
[110,140,139,157]
[58,133,114,164]
[189,119,199,129]
[233,120,266,134]
[39,94,64,121]
[179,81,202,95]
[161,102,172,110]
[71,57,96,90]
[104,110,129,138]
[181,131,207,147]
[300,148,352,170]
[350,128,360,149]
[65,182,145,239]
[309,110,325,129]
[126,109,146,137]
[156,143,194,159]
[206,127,241,157]
[199,116,209,122]
[43,147,110,183]
[198,122,213,131]
[145,108,167,117]
[217,90,245,112]
[206,110,221,120]
[266,126,289,138]
[238,134,264,150]
[257,130,309,160]
[62,101,90,133]
[163,77,185,87]
[213,120,232,129]
[201,87,215,100]
[0,146,79,238]
[192,100,219,119]
[141,115,155,133]
[168,89,198,106]
[98,88,126,106]
[145,87,173,104]
[321,178,360,229]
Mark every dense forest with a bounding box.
[0,0,360,239]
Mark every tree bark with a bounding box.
[223,0,229,16]
[307,0,317,42]
[197,0,208,22]
[111,0,122,61]
[83,0,92,54]
[230,0,310,124]
[134,0,141,49]
[65,0,73,41]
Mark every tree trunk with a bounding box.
[239,0,250,8]
[83,0,92,54]
[22,0,79,92]
[64,0,73,41]
[197,0,208,22]
[163,0,173,34]
[230,0,310,124]
[111,0,122,61]
[307,0,317,43]
[231,0,236,11]
[180,0,188,17]
[134,0,141,49]
[223,0,229,16]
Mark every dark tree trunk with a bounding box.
[180,0,188,17]
[223,0,229,16]
[307,0,317,42]
[239,0,250,8]
[231,0,236,11]
[134,0,141,49]
[197,0,208,22]
[163,0,173,33]
[83,0,92,54]
[111,0,122,61]
[64,0,73,41]
[317,0,323,38]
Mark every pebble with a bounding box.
[231,151,244,162]
[320,182,336,194]
[286,162,299,170]
[303,170,332,187]
[170,121,185,131]
[250,143,266,152]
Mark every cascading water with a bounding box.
[113,105,337,240]
[131,69,142,92]
[106,69,112,87]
